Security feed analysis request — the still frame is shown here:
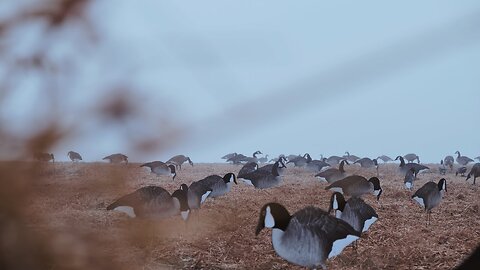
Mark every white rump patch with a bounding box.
[316,176,327,182]
[405,182,412,189]
[329,187,344,194]
[264,206,275,228]
[181,210,190,221]
[114,206,136,218]
[240,178,254,186]
[362,216,378,232]
[412,196,424,207]
[328,235,359,258]
[201,191,211,203]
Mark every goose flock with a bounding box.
[32,150,479,269]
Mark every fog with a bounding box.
[1,0,479,163]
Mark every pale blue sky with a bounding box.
[1,1,479,162]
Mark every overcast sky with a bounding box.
[1,1,479,163]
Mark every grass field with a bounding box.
[2,161,479,269]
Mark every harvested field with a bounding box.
[2,162,479,269]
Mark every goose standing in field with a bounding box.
[315,160,349,183]
[34,152,55,162]
[377,155,393,163]
[412,178,447,225]
[239,160,282,189]
[328,192,378,233]
[325,175,383,201]
[259,158,287,176]
[343,151,360,163]
[305,156,331,172]
[166,155,193,170]
[103,153,128,164]
[227,153,247,164]
[439,160,447,175]
[67,151,82,162]
[243,150,263,163]
[107,184,190,220]
[404,153,420,163]
[238,162,259,178]
[257,155,269,164]
[222,152,237,160]
[455,151,474,166]
[395,156,429,178]
[466,163,480,185]
[354,158,378,168]
[444,155,454,171]
[456,167,467,177]
[140,161,176,180]
[326,155,344,165]
[404,168,415,190]
[287,153,309,167]
[255,202,360,269]
[188,173,237,209]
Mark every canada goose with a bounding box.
[455,244,480,269]
[412,178,447,225]
[238,162,259,178]
[286,154,301,161]
[259,158,287,176]
[67,151,82,162]
[269,154,286,163]
[343,152,360,163]
[257,155,269,164]
[107,184,190,220]
[227,153,248,164]
[221,152,237,160]
[166,155,193,170]
[395,156,429,178]
[377,155,393,163]
[103,153,128,164]
[325,175,382,201]
[354,158,378,168]
[444,156,454,171]
[188,173,237,209]
[403,153,420,163]
[315,160,349,183]
[239,160,282,189]
[140,161,176,180]
[455,151,474,166]
[34,152,55,162]
[305,156,331,172]
[326,155,344,165]
[466,163,480,185]
[456,167,467,177]
[287,153,309,167]
[244,151,263,163]
[439,160,447,175]
[255,202,360,269]
[404,168,415,190]
[328,192,378,233]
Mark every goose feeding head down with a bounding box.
[168,164,177,180]
[171,184,190,221]
[369,177,383,201]
[328,192,346,218]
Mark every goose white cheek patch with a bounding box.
[230,175,235,183]
[332,195,338,210]
[264,206,275,228]
[373,189,381,196]
[405,182,412,189]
